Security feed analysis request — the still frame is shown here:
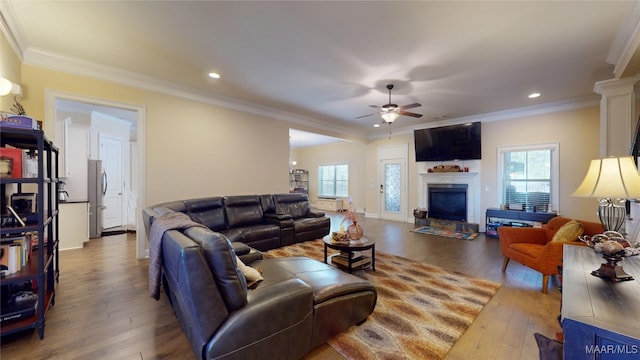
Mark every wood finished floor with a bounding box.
[1,213,560,359]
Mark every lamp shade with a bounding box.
[381,112,399,123]
[572,156,640,199]
[0,77,12,96]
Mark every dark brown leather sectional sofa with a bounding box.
[142,193,377,360]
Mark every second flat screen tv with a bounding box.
[414,122,481,162]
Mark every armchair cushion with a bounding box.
[550,220,584,243]
[499,216,604,293]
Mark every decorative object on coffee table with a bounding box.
[340,198,363,240]
[347,221,363,240]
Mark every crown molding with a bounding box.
[0,1,26,62]
[21,47,361,140]
[607,1,640,78]
[368,95,601,141]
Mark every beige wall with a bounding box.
[301,107,601,224]
[480,107,601,223]
[19,65,292,206]
[294,141,367,210]
[0,31,21,112]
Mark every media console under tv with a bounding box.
[485,208,557,238]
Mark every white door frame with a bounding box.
[45,90,147,259]
[377,144,408,222]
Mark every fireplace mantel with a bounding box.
[418,171,481,227]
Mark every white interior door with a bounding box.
[99,134,124,229]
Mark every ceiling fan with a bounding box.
[356,84,422,123]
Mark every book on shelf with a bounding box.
[0,235,31,274]
[0,147,38,179]
[338,251,363,260]
[332,255,370,268]
[0,113,40,130]
[0,147,22,179]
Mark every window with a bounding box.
[318,164,348,198]
[498,143,559,212]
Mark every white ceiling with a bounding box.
[2,1,638,147]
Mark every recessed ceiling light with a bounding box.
[528,92,541,99]
[208,72,221,79]
[373,124,380,128]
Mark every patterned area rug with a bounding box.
[411,226,479,240]
[263,239,500,360]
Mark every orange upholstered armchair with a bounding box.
[498,217,604,293]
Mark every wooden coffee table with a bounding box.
[323,235,375,273]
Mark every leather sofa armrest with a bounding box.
[204,278,314,359]
[232,242,252,256]
[264,213,294,229]
[264,213,292,221]
[307,209,325,218]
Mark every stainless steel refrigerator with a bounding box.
[88,159,106,238]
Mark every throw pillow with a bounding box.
[534,332,562,360]
[236,256,263,289]
[551,220,584,243]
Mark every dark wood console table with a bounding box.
[485,208,557,238]
[562,245,640,359]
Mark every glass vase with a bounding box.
[347,221,363,240]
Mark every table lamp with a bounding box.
[572,156,640,281]
[572,156,640,232]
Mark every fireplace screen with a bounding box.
[428,184,467,222]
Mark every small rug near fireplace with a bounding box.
[264,239,500,359]
[411,226,479,240]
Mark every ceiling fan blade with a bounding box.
[398,111,423,118]
[356,112,379,119]
[399,103,421,110]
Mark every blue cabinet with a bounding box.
[562,245,640,359]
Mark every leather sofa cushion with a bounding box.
[222,224,280,244]
[185,197,226,231]
[253,257,375,304]
[224,195,264,228]
[293,217,330,233]
[274,193,311,219]
[184,227,248,311]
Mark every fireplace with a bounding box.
[428,184,468,222]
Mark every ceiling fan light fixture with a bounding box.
[381,112,399,123]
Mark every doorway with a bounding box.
[44,90,147,258]
[378,144,408,222]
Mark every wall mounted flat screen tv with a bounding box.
[414,122,482,161]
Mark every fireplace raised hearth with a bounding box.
[428,184,468,222]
